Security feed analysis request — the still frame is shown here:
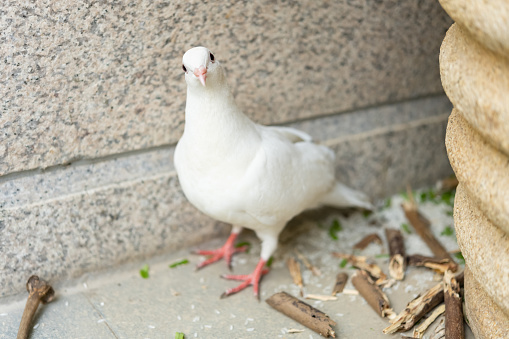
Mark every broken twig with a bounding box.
[407,254,458,274]
[444,270,464,339]
[332,253,388,284]
[385,228,406,280]
[305,294,337,301]
[383,271,464,334]
[401,200,456,268]
[266,292,336,338]
[412,304,445,338]
[17,275,55,339]
[287,257,304,296]
[351,270,395,320]
[295,250,321,276]
[331,272,348,295]
[353,233,382,250]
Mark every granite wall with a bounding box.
[1,0,452,297]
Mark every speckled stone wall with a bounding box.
[1,0,453,297]
[1,0,451,175]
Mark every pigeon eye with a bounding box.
[210,53,215,62]
[182,65,187,72]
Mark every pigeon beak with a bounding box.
[193,65,207,87]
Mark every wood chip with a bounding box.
[353,233,382,250]
[444,270,464,339]
[407,254,458,274]
[431,318,445,339]
[412,304,445,338]
[401,200,457,270]
[266,292,336,338]
[287,328,305,333]
[383,271,464,334]
[295,250,321,276]
[287,257,304,296]
[331,273,348,295]
[385,228,406,280]
[305,294,338,301]
[341,289,359,295]
[351,270,395,320]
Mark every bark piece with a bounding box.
[444,270,464,339]
[332,253,387,284]
[412,304,445,338]
[351,270,395,319]
[407,254,458,273]
[383,272,464,334]
[266,292,336,338]
[401,200,457,269]
[385,228,406,280]
[331,272,348,295]
[353,233,382,250]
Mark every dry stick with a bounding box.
[266,292,336,338]
[407,254,458,274]
[331,272,348,295]
[286,257,304,296]
[385,228,406,280]
[401,199,457,271]
[444,270,464,339]
[17,275,55,339]
[295,250,321,276]
[353,233,382,250]
[412,304,445,338]
[351,270,395,320]
[383,271,464,334]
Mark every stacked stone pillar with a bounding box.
[439,1,509,337]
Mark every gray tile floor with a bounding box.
[0,191,474,339]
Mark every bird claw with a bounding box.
[192,233,246,270]
[219,259,269,299]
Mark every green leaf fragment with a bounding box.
[375,253,390,258]
[266,256,274,268]
[328,219,343,240]
[441,226,454,236]
[401,223,412,234]
[384,198,392,208]
[339,258,348,268]
[454,251,465,264]
[440,191,455,206]
[169,259,189,268]
[362,210,373,218]
[140,264,149,279]
[175,332,185,339]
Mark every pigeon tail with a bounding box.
[321,181,373,210]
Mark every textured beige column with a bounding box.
[439,0,509,335]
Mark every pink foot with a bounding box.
[194,232,248,270]
[220,259,269,299]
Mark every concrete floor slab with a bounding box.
[0,191,474,339]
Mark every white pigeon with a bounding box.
[174,46,372,298]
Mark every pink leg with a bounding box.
[220,258,269,299]
[194,231,248,270]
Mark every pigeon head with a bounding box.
[182,46,222,89]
